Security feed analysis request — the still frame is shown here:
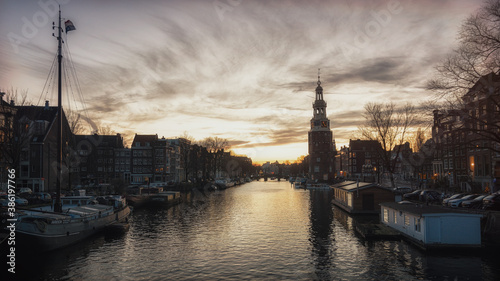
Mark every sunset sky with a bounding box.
[0,0,483,164]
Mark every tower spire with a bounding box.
[317,68,321,86]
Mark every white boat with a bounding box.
[14,8,130,252]
[215,178,235,189]
[293,178,307,189]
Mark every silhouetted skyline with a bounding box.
[0,0,481,163]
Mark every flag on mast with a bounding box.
[65,20,76,32]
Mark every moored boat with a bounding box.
[215,178,235,189]
[15,195,130,252]
[148,191,181,207]
[13,8,131,252]
[306,183,331,190]
[293,177,307,189]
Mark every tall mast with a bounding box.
[54,6,63,213]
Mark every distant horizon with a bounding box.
[0,0,481,164]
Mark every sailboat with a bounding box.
[14,8,131,252]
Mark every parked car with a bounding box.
[27,192,52,204]
[0,195,28,206]
[403,190,421,201]
[462,195,487,208]
[394,187,412,194]
[19,187,32,194]
[442,193,468,206]
[482,194,500,210]
[419,190,441,203]
[448,194,480,207]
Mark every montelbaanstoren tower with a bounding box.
[308,69,336,182]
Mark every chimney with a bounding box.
[44,100,49,110]
[0,92,5,101]
[10,100,15,106]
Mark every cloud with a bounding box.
[0,0,483,161]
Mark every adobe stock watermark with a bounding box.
[6,168,17,274]
[334,0,403,62]
[8,0,71,54]
[213,0,243,22]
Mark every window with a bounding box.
[383,209,389,223]
[314,166,319,173]
[415,218,421,232]
[404,215,410,226]
[393,211,397,224]
[317,157,321,162]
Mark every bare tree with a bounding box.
[93,122,115,135]
[66,110,85,134]
[0,89,32,179]
[178,132,195,182]
[358,102,418,188]
[201,136,230,178]
[2,88,31,106]
[180,131,195,143]
[428,0,500,154]
[427,0,500,102]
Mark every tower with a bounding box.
[308,69,336,182]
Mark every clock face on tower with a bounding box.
[321,121,327,128]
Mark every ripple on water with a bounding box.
[14,181,500,280]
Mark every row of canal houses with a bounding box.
[335,73,500,194]
[0,95,252,193]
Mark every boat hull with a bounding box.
[148,191,181,207]
[15,206,130,252]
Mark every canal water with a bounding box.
[6,180,500,280]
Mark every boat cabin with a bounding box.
[57,196,97,207]
[331,181,394,214]
[380,202,483,249]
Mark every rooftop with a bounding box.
[380,202,484,217]
[331,181,391,192]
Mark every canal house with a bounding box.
[380,202,483,249]
[331,181,394,214]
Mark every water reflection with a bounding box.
[308,189,334,280]
[5,181,500,280]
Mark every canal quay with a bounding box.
[4,180,500,281]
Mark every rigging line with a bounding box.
[64,44,90,134]
[37,54,58,106]
[62,60,72,113]
[64,37,92,131]
[61,39,82,134]
[62,60,79,130]
[62,47,77,113]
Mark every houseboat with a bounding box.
[306,183,331,190]
[331,181,394,214]
[148,191,181,207]
[380,202,483,250]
